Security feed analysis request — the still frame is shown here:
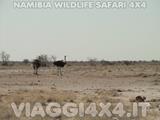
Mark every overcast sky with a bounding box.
[0,0,160,61]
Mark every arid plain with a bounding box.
[0,62,160,120]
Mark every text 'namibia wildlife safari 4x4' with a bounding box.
[0,0,160,120]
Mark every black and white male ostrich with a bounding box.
[32,59,41,75]
[53,56,67,76]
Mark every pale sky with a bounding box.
[0,0,160,61]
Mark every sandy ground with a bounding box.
[0,63,160,120]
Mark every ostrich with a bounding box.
[136,96,146,102]
[53,56,67,76]
[32,59,41,75]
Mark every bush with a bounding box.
[23,59,30,64]
[0,51,10,66]
[37,54,50,67]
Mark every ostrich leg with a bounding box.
[57,67,60,76]
[60,68,63,76]
[33,66,35,74]
[35,68,37,75]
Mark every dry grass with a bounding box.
[0,63,160,119]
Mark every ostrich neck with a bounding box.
[64,56,66,63]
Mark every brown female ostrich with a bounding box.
[53,56,67,76]
[33,59,41,75]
